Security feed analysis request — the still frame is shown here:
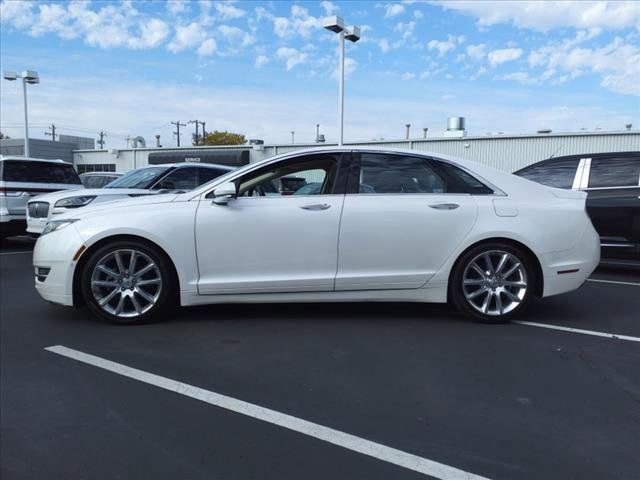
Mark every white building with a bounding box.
[72,129,639,174]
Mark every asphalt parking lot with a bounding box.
[1,236,639,480]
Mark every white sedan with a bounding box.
[33,148,600,324]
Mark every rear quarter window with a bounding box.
[515,159,580,189]
[0,160,82,184]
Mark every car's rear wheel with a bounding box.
[81,240,176,324]
[450,243,534,323]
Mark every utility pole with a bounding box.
[405,123,411,140]
[171,121,186,147]
[290,131,295,144]
[44,123,56,141]
[199,121,206,144]
[97,131,107,149]
[189,120,199,146]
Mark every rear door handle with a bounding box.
[300,203,331,211]
[429,203,459,210]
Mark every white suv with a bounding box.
[1,156,83,239]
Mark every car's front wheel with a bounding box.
[80,240,176,324]
[450,243,534,323]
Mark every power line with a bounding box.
[171,121,187,147]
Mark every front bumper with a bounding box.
[26,215,47,234]
[33,226,85,306]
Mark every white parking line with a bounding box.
[0,250,32,255]
[45,345,490,480]
[514,321,640,343]
[587,278,640,287]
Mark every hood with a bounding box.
[53,193,181,220]
[29,188,155,203]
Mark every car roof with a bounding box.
[0,156,69,164]
[514,150,640,173]
[138,162,235,170]
[79,171,122,176]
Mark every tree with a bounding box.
[202,130,246,145]
[0,132,9,140]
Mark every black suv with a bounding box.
[514,151,640,265]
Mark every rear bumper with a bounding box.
[540,222,600,297]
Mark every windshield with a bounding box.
[105,166,170,189]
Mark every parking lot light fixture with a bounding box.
[323,17,360,146]
[3,70,40,157]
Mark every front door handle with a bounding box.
[429,203,459,210]
[300,203,331,211]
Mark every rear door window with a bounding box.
[1,160,82,184]
[357,154,445,194]
[588,156,640,188]
[153,167,199,190]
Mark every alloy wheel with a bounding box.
[90,249,162,318]
[462,249,528,316]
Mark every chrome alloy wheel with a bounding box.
[90,249,162,318]
[462,250,528,316]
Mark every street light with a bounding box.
[323,16,360,146]
[3,70,39,157]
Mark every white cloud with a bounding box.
[320,1,339,16]
[384,3,406,18]
[0,75,635,146]
[427,35,464,56]
[276,47,307,70]
[167,1,187,15]
[255,54,269,68]
[487,47,523,67]
[331,57,358,79]
[267,5,321,39]
[378,38,392,53]
[218,25,254,47]
[0,0,35,29]
[1,0,170,50]
[500,71,536,85]
[413,10,424,19]
[214,1,245,20]
[131,19,170,49]
[167,22,207,53]
[402,72,416,80]
[466,43,486,60]
[433,1,640,32]
[197,38,217,56]
[527,36,640,95]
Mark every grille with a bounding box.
[28,202,49,218]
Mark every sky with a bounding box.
[1,0,639,148]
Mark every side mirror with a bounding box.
[212,182,237,205]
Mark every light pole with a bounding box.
[3,70,39,157]
[323,16,360,146]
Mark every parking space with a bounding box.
[1,237,639,480]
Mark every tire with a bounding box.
[80,239,176,325]
[450,242,535,324]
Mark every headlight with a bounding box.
[54,196,96,208]
[41,219,79,236]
